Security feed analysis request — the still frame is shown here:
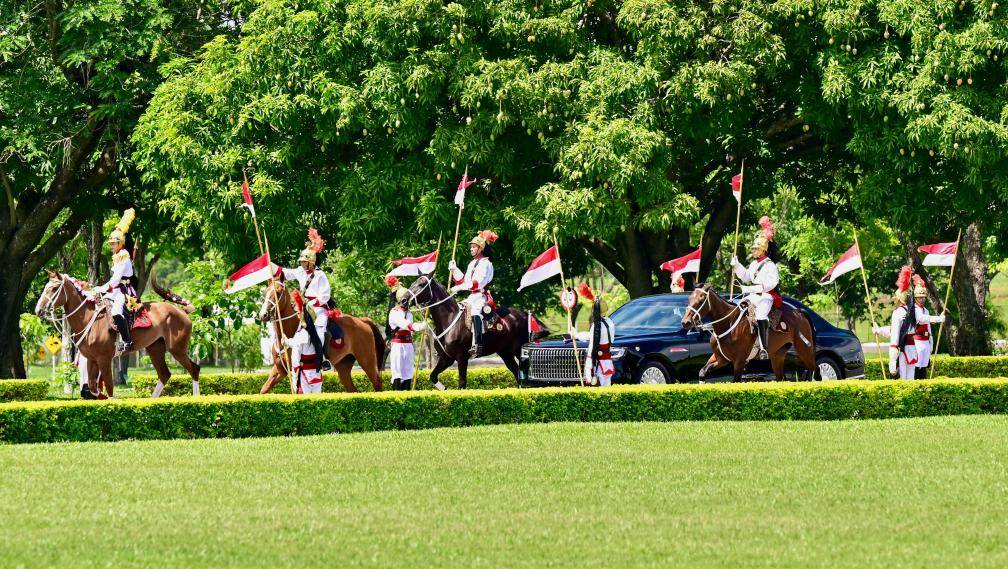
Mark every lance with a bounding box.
[729,159,744,296]
[553,230,586,387]
[448,167,469,287]
[929,228,962,379]
[412,233,442,390]
[852,229,888,377]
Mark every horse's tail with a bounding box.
[149,271,195,314]
[365,318,386,371]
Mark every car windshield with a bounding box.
[609,296,688,332]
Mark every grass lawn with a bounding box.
[2,417,1008,567]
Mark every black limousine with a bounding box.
[518,293,865,385]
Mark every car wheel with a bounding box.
[636,361,671,385]
[815,356,841,381]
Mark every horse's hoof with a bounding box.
[80,386,95,400]
[433,381,446,391]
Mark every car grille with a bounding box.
[528,347,587,382]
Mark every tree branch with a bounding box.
[576,236,626,285]
[0,161,17,229]
[21,209,87,292]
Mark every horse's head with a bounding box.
[35,269,69,316]
[405,275,443,309]
[681,283,715,329]
[258,280,292,322]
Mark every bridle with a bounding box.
[260,283,300,372]
[684,287,749,361]
[38,275,105,350]
[404,276,466,350]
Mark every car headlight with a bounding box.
[610,347,626,359]
[521,347,530,359]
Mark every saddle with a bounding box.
[107,297,152,332]
[744,302,785,332]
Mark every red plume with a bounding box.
[895,265,912,292]
[758,216,775,241]
[912,274,926,289]
[676,276,685,288]
[480,229,499,244]
[291,289,305,313]
[307,228,325,253]
[385,275,400,288]
[576,282,596,302]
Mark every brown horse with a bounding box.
[681,284,817,382]
[34,270,200,398]
[258,280,385,393]
[404,276,547,389]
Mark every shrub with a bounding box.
[0,380,49,402]
[863,355,1008,380]
[2,379,1008,444]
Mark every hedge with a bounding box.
[130,367,517,396]
[0,380,48,403]
[3,379,1008,444]
[130,355,1008,396]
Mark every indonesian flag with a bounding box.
[518,245,561,290]
[241,181,255,217]
[659,248,702,280]
[731,172,743,204]
[819,244,862,285]
[918,241,958,267]
[455,169,475,206]
[225,253,277,293]
[387,250,438,277]
[528,313,544,343]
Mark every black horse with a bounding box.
[405,276,548,388]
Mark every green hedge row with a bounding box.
[0,380,48,403]
[130,367,517,396]
[3,379,1008,444]
[863,355,1008,380]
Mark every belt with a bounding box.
[596,343,612,359]
[393,330,412,344]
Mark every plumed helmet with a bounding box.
[385,275,401,289]
[469,229,499,250]
[895,265,912,304]
[395,286,410,303]
[577,282,607,313]
[750,216,775,256]
[107,208,136,244]
[912,274,928,299]
[299,228,325,264]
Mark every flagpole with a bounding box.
[242,170,265,256]
[412,233,442,390]
[554,231,585,387]
[262,228,295,393]
[929,228,962,379]
[729,159,744,296]
[853,229,888,377]
[448,168,467,287]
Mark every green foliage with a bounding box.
[0,379,49,402]
[4,379,1008,443]
[18,314,54,369]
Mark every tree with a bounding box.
[0,0,236,376]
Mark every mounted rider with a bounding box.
[276,229,335,371]
[448,229,497,356]
[731,216,782,359]
[99,208,138,351]
[387,286,427,390]
[569,283,616,387]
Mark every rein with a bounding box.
[405,277,465,351]
[688,288,748,362]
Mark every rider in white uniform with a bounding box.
[277,229,333,370]
[448,230,497,356]
[387,287,427,390]
[731,216,780,359]
[98,208,137,351]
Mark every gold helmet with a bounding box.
[107,208,136,245]
[469,229,499,250]
[750,216,775,257]
[299,228,325,265]
[894,266,912,305]
[395,287,410,303]
[750,235,769,256]
[913,275,927,299]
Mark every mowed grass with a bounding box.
[2,418,1008,568]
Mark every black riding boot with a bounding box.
[400,378,412,391]
[306,325,332,371]
[391,378,401,390]
[757,319,769,359]
[470,315,483,356]
[113,315,132,351]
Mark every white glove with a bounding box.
[872,325,889,335]
[448,260,458,272]
[731,256,742,269]
[282,336,301,349]
[740,284,761,294]
[888,347,899,377]
[931,313,946,324]
[449,284,467,294]
[411,322,427,332]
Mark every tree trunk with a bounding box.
[947,224,991,355]
[0,270,28,378]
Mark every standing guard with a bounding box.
[277,229,333,370]
[387,287,427,390]
[911,275,945,378]
[873,266,918,379]
[448,229,497,356]
[731,216,782,359]
[569,283,616,386]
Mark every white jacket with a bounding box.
[281,267,331,309]
[733,257,779,294]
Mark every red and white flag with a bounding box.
[225,253,277,293]
[819,244,862,285]
[455,169,475,206]
[240,181,255,217]
[518,245,561,290]
[387,250,438,277]
[660,248,702,280]
[918,241,958,267]
[528,313,544,343]
[731,172,743,204]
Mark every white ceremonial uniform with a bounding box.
[912,303,944,370]
[875,305,917,379]
[286,328,323,394]
[281,266,331,342]
[387,306,421,381]
[573,317,616,387]
[101,250,134,316]
[733,256,779,320]
[449,256,494,312]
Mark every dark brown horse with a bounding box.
[681,284,817,381]
[35,270,200,398]
[258,280,385,393]
[404,276,547,389]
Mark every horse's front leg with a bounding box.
[428,353,454,391]
[698,352,728,382]
[260,360,285,394]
